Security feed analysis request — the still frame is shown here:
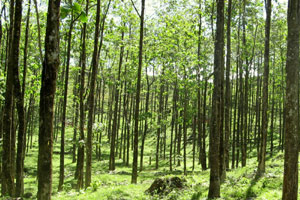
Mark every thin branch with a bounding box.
[130,0,141,18]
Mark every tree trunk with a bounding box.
[86,0,102,188]
[208,0,224,198]
[258,0,271,175]
[140,66,151,171]
[208,0,224,197]
[282,0,300,199]
[201,78,208,170]
[59,15,74,192]
[224,0,232,172]
[131,0,145,184]
[110,29,124,171]
[76,0,88,189]
[37,0,61,198]
[16,0,31,196]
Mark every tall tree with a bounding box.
[258,0,271,175]
[282,0,300,199]
[76,0,89,190]
[16,0,30,196]
[109,27,125,171]
[208,0,224,197]
[59,11,74,192]
[131,0,145,184]
[37,0,61,198]
[85,0,101,188]
[224,0,232,171]
[2,0,23,196]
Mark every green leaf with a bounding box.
[79,12,88,23]
[72,2,82,13]
[61,6,71,19]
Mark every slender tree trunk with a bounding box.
[224,0,232,171]
[270,76,275,157]
[208,0,224,197]
[140,66,151,171]
[76,0,88,189]
[110,29,124,171]
[59,15,74,192]
[16,0,31,196]
[4,0,23,196]
[258,0,271,175]
[201,78,208,170]
[169,82,177,171]
[131,0,145,184]
[2,0,15,195]
[156,68,164,169]
[241,0,248,167]
[86,0,103,188]
[183,68,188,176]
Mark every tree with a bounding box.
[85,0,101,188]
[131,0,145,184]
[76,0,89,190]
[224,0,232,171]
[37,0,61,198]
[282,0,300,199]
[258,0,271,175]
[59,8,74,192]
[109,25,125,171]
[208,0,224,198]
[2,0,23,196]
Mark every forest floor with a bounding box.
[23,127,286,200]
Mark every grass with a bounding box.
[21,126,289,200]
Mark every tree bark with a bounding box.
[76,0,88,190]
[258,0,271,175]
[37,0,61,198]
[131,0,145,184]
[208,0,224,197]
[282,0,300,199]
[224,0,232,171]
[86,0,101,188]
[110,29,125,171]
[59,14,74,192]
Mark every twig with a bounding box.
[130,0,141,18]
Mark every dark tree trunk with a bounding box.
[270,76,275,157]
[59,14,74,192]
[37,0,61,198]
[2,0,15,196]
[131,0,145,184]
[258,0,271,175]
[140,66,152,172]
[110,29,125,171]
[16,0,31,196]
[224,0,232,171]
[183,68,188,176]
[76,0,89,189]
[282,0,300,199]
[201,78,208,170]
[156,68,165,169]
[208,0,224,197]
[241,0,248,167]
[169,82,177,171]
[4,0,23,196]
[86,0,103,188]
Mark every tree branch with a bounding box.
[130,0,141,18]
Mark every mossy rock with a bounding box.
[145,177,185,196]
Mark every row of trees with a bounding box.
[0,0,299,199]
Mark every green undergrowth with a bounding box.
[21,127,289,199]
